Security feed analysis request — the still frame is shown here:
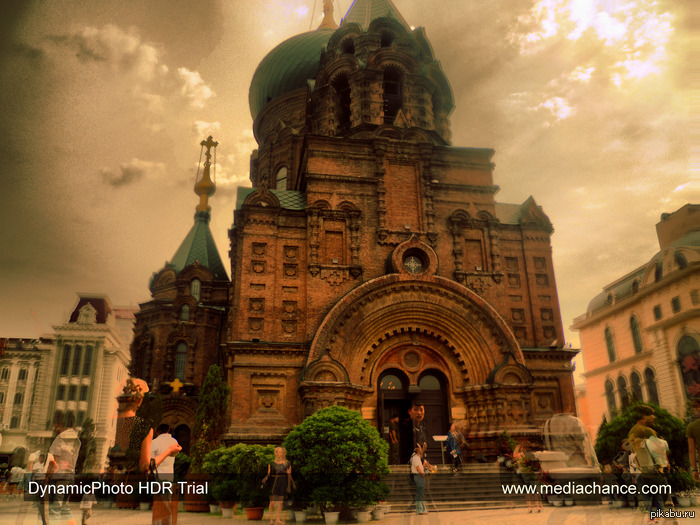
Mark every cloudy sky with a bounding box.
[0,0,692,378]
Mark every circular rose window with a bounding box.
[403,254,423,274]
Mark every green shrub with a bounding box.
[283,406,389,511]
[594,402,688,469]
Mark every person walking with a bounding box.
[410,444,428,515]
[151,423,180,525]
[261,446,292,525]
[446,423,465,475]
[628,404,667,513]
[388,416,400,465]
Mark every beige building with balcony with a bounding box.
[572,204,700,437]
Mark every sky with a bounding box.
[0,0,693,380]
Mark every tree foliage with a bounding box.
[283,406,389,510]
[594,402,689,468]
[191,364,230,473]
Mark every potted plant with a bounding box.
[211,479,237,517]
[668,468,696,507]
[228,443,274,521]
[283,407,390,525]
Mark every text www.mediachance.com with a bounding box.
[501,481,672,496]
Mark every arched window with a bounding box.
[418,374,442,390]
[617,376,630,408]
[18,368,27,381]
[630,316,643,354]
[10,416,19,428]
[630,371,643,402]
[644,368,659,405]
[0,391,4,403]
[380,374,404,391]
[0,368,8,380]
[654,262,662,282]
[275,167,288,190]
[605,379,616,415]
[341,38,355,54]
[677,335,700,399]
[332,75,351,132]
[605,327,616,362]
[174,343,188,381]
[179,304,190,322]
[631,280,639,293]
[382,68,402,124]
[190,279,201,302]
[14,392,23,405]
[675,252,687,270]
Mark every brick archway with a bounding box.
[305,273,523,387]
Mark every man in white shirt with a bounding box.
[151,424,179,478]
[410,444,428,515]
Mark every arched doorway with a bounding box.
[378,369,412,464]
[173,425,192,456]
[417,371,449,465]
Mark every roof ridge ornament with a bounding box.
[318,0,338,30]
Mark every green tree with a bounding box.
[283,406,389,511]
[594,402,688,468]
[191,364,230,472]
[75,418,97,474]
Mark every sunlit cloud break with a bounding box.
[100,158,166,187]
[177,67,215,108]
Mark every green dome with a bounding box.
[249,28,335,120]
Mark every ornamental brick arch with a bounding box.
[305,273,523,388]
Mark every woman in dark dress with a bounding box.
[261,446,292,525]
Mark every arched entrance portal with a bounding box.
[378,368,449,465]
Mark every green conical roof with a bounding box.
[342,0,410,31]
[169,210,229,281]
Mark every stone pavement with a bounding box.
[0,499,698,525]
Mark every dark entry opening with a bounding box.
[378,370,412,464]
[417,371,449,466]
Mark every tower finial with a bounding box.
[318,0,338,30]
[195,135,218,212]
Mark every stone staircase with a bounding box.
[384,464,531,513]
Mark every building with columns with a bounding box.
[572,204,700,437]
[0,294,136,471]
[0,337,54,467]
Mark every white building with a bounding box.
[0,294,136,472]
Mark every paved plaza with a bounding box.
[0,498,697,525]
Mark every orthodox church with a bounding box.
[130,0,577,462]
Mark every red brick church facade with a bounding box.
[131,0,577,461]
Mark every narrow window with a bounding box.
[630,316,643,354]
[60,345,72,376]
[644,368,659,405]
[0,368,8,380]
[18,368,27,381]
[653,305,662,320]
[617,376,629,408]
[275,167,288,190]
[630,372,643,402]
[72,345,82,376]
[79,385,88,401]
[57,385,65,400]
[83,346,93,376]
[68,385,77,401]
[190,279,201,301]
[180,304,190,321]
[605,327,616,362]
[174,343,188,381]
[605,379,616,415]
[10,416,18,428]
[382,68,402,124]
[14,392,23,405]
[671,296,681,313]
[332,75,351,132]
[654,262,662,282]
